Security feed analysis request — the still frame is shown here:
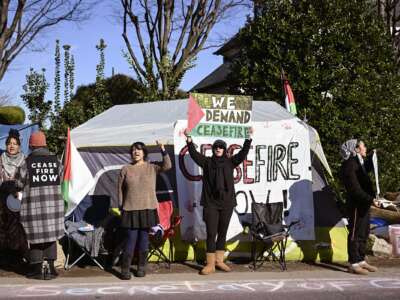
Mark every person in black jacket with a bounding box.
[340,139,379,275]
[184,129,253,275]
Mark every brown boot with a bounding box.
[348,264,369,275]
[359,261,378,272]
[200,253,215,275]
[215,250,231,272]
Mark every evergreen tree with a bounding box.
[63,44,71,103]
[21,68,52,128]
[69,54,75,100]
[89,39,111,116]
[54,40,61,114]
[228,0,400,192]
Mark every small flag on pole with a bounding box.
[281,71,297,115]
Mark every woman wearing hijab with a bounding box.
[184,129,253,275]
[118,141,171,280]
[340,139,379,275]
[0,129,28,262]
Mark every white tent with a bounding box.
[71,99,332,176]
[69,99,347,261]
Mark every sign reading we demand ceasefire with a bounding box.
[187,93,253,138]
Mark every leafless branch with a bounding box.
[0,89,12,106]
[120,0,251,98]
[376,0,400,65]
[0,0,95,82]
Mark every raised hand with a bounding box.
[184,128,192,143]
[156,140,165,152]
[248,126,255,138]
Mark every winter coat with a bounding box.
[0,152,27,252]
[16,148,64,244]
[187,139,252,208]
[340,155,375,214]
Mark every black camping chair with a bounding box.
[63,195,112,271]
[64,222,106,271]
[249,200,298,271]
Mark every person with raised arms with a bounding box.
[184,128,253,275]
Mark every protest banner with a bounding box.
[174,119,314,242]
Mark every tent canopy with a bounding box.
[73,99,296,147]
[71,99,331,175]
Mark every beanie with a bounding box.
[29,131,47,147]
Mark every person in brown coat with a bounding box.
[118,141,171,280]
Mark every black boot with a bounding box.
[44,260,58,280]
[136,251,148,277]
[26,263,44,280]
[120,251,133,280]
[111,247,123,267]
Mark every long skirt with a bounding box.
[0,194,28,254]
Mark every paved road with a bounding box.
[1,267,399,299]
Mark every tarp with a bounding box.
[0,123,39,155]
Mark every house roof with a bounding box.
[213,34,240,56]
[190,62,232,92]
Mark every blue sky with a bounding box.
[1,1,249,109]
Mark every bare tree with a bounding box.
[376,0,400,64]
[0,0,93,82]
[0,89,12,106]
[120,0,251,99]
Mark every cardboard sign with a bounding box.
[27,155,60,187]
[188,93,253,139]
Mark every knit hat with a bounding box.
[212,139,227,150]
[29,131,47,147]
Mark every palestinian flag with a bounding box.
[187,94,205,132]
[282,72,297,115]
[62,128,95,216]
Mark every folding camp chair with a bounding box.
[64,196,111,270]
[64,223,104,270]
[249,201,298,271]
[148,200,183,268]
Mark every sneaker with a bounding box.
[348,264,369,275]
[359,261,378,272]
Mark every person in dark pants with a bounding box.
[184,129,253,275]
[16,131,64,280]
[0,129,28,263]
[117,141,171,280]
[340,139,379,275]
